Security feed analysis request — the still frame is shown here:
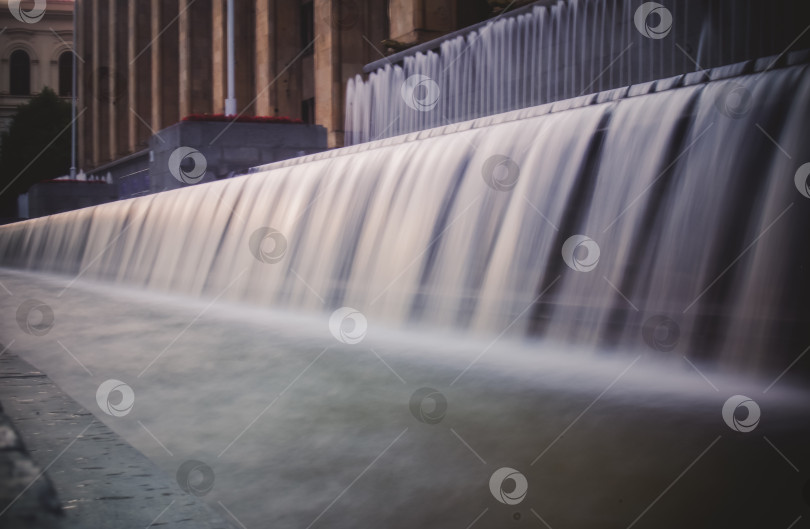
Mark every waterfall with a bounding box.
[2,54,809,377]
[346,0,810,144]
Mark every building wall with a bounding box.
[0,0,74,137]
[73,0,484,171]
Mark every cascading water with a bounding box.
[2,55,809,378]
[3,4,810,528]
[346,0,810,144]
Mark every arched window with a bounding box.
[9,50,31,95]
[58,51,73,96]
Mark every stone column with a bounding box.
[254,0,275,116]
[314,0,341,147]
[0,57,7,94]
[212,0,225,114]
[150,0,162,130]
[108,0,128,160]
[98,0,110,163]
[48,56,58,93]
[91,0,112,165]
[313,0,389,147]
[388,0,455,45]
[159,1,180,128]
[179,0,191,118]
[150,0,180,130]
[276,0,305,119]
[189,0,214,115]
[90,0,98,166]
[235,0,256,116]
[30,57,40,95]
[77,0,87,169]
[127,0,137,152]
[129,0,152,151]
[108,0,116,160]
[113,0,129,158]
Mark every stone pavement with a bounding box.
[0,349,234,529]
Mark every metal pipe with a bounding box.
[225,0,237,115]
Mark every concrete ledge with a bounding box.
[0,388,63,528]
[0,350,233,529]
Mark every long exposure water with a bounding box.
[1,38,810,529]
[346,0,810,143]
[3,59,809,376]
[0,268,808,528]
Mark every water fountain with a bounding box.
[1,1,809,528]
[347,0,810,143]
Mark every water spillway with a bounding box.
[3,4,810,528]
[347,0,810,144]
[2,55,810,378]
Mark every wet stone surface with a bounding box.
[0,351,233,529]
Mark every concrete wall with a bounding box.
[89,150,151,199]
[148,120,327,193]
[26,181,118,219]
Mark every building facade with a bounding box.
[73,0,493,172]
[0,0,74,137]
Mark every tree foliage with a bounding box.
[0,87,72,198]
